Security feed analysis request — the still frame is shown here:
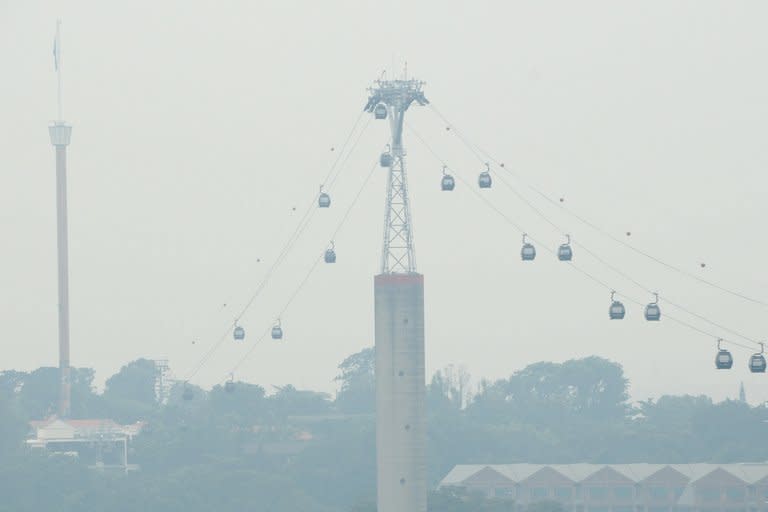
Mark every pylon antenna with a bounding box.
[364,76,428,274]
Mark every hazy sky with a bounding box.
[2,1,768,404]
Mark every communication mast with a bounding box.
[365,70,429,512]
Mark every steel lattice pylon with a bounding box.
[365,78,429,274]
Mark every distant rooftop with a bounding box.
[441,463,768,487]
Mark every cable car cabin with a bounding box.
[644,303,661,321]
[521,243,536,261]
[749,353,767,373]
[225,381,235,393]
[374,104,387,120]
[325,248,336,263]
[441,174,455,191]
[715,349,733,369]
[271,325,283,340]
[380,152,393,168]
[318,192,331,208]
[557,244,573,261]
[478,171,492,189]
[233,326,245,341]
[182,388,194,401]
[609,300,626,320]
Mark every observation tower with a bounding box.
[49,20,73,418]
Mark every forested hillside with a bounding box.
[1,350,765,512]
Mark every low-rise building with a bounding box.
[440,463,768,512]
[27,417,145,471]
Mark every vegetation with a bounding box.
[0,351,765,512]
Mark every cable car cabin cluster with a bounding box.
[518,234,574,263]
[605,292,661,322]
[185,137,767,398]
[439,164,494,191]
[603,291,660,322]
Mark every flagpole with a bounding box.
[55,19,63,122]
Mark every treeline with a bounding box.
[1,350,766,512]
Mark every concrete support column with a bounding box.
[375,273,426,512]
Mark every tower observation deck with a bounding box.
[365,75,429,512]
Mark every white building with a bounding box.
[27,417,145,471]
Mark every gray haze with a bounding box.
[2,1,767,402]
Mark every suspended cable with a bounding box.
[428,103,768,308]
[408,121,762,353]
[226,157,381,378]
[327,117,373,190]
[183,111,371,382]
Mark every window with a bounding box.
[614,487,633,500]
[613,506,633,512]
[495,488,515,499]
[649,487,669,500]
[698,488,721,502]
[649,507,669,512]
[589,488,609,500]
[726,488,746,502]
[556,487,573,500]
[531,487,549,499]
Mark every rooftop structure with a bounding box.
[441,463,768,511]
[27,417,145,472]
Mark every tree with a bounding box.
[17,367,102,419]
[269,385,332,419]
[104,359,158,405]
[0,390,25,456]
[469,356,629,426]
[208,381,267,425]
[103,359,159,422]
[428,365,471,413]
[335,347,375,413]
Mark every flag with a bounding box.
[53,21,61,72]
